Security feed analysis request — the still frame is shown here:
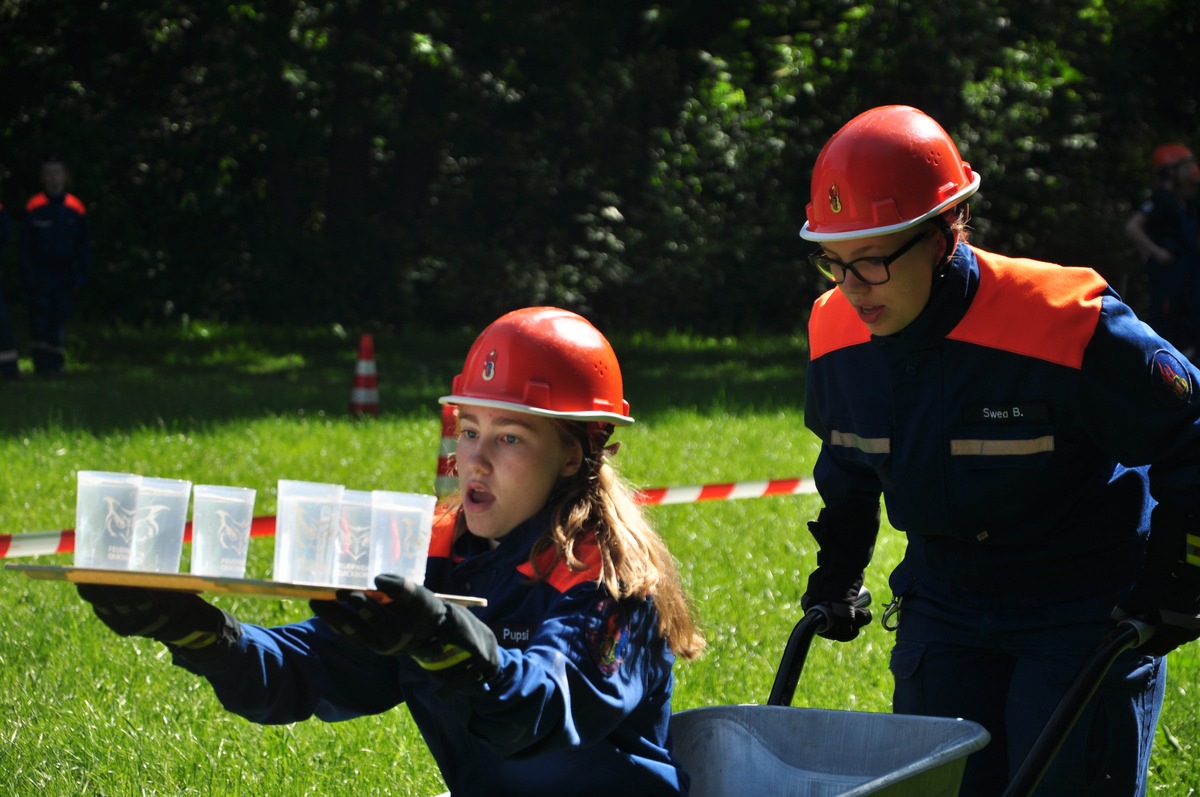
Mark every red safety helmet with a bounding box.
[800,105,982,242]
[1152,145,1200,184]
[1152,143,1197,173]
[439,307,633,426]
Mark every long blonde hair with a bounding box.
[451,420,705,661]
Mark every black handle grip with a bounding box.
[767,587,872,706]
[1002,619,1152,797]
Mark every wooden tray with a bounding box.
[5,563,486,607]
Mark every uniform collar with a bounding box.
[872,244,979,350]
[452,508,551,567]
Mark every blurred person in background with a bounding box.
[20,154,91,377]
[798,105,1200,795]
[0,188,18,379]
[1124,143,1200,359]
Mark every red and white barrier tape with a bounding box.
[0,478,815,559]
[0,516,279,560]
[635,477,817,506]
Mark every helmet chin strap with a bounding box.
[932,204,969,280]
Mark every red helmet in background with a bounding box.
[1152,143,1194,172]
[800,105,981,242]
[1147,144,1195,183]
[439,307,633,426]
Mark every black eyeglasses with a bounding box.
[808,229,932,286]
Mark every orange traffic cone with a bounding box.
[349,334,380,417]
[435,403,458,496]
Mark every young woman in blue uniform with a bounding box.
[77,306,705,796]
[798,105,1200,795]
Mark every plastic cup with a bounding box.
[272,480,346,585]
[190,485,257,578]
[332,489,374,588]
[74,471,143,569]
[129,477,192,572]
[368,491,438,586]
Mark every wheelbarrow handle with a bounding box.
[767,587,872,707]
[1001,618,1154,797]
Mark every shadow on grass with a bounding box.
[0,322,808,437]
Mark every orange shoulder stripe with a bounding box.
[808,287,872,361]
[947,248,1106,369]
[25,194,48,212]
[64,193,87,215]
[517,534,603,594]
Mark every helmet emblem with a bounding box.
[482,349,497,381]
[828,184,842,214]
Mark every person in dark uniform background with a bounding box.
[0,191,18,379]
[20,154,91,377]
[1124,143,1200,359]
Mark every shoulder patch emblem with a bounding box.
[1150,349,1193,407]
[586,598,629,677]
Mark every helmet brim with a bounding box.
[799,173,981,242]
[438,395,635,426]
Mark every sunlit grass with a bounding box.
[0,322,1195,794]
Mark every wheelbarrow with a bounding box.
[671,588,990,796]
[669,590,1155,797]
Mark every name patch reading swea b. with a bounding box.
[962,402,1050,424]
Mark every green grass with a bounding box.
[0,322,1196,795]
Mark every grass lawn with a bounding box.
[0,321,1195,795]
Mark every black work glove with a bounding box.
[77,584,241,655]
[311,574,500,691]
[801,501,879,642]
[1113,504,1200,657]
[802,571,872,642]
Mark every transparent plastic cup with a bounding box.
[272,480,346,585]
[368,491,438,586]
[129,477,193,573]
[332,489,374,588]
[74,471,143,569]
[190,485,257,578]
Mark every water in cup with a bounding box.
[191,484,257,578]
[332,489,373,588]
[272,480,345,585]
[74,471,142,569]
[368,490,437,585]
[129,477,192,572]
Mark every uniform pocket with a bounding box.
[888,640,926,680]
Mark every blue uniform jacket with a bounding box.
[20,191,91,289]
[173,508,686,797]
[805,245,1200,608]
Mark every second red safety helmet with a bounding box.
[1152,143,1193,171]
[800,105,981,242]
[1152,143,1198,177]
[439,307,633,426]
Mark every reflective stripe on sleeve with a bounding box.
[1187,534,1200,568]
[830,430,891,454]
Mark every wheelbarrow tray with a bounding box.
[671,704,989,797]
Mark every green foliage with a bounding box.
[0,323,1197,793]
[2,2,1196,333]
